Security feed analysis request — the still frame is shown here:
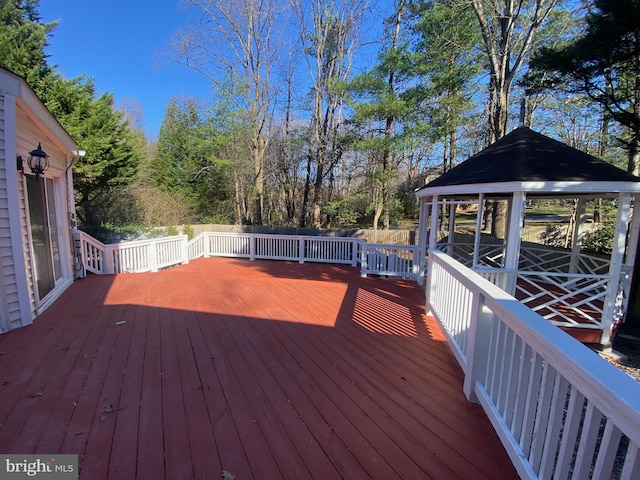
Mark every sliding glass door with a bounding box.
[27,177,62,301]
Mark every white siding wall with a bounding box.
[0,94,9,332]
[0,70,77,332]
[0,94,29,330]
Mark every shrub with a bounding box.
[583,221,614,255]
[182,224,195,240]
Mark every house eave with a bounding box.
[1,67,77,155]
[416,181,640,199]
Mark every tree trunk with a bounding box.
[253,136,265,225]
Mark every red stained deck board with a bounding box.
[208,314,313,479]
[222,318,348,480]
[107,304,147,480]
[253,304,492,479]
[0,276,108,433]
[197,313,284,479]
[80,302,134,479]
[0,257,518,480]
[159,307,196,480]
[224,279,429,478]
[236,315,376,479]
[189,312,251,479]
[58,305,124,460]
[135,303,165,480]
[169,310,223,480]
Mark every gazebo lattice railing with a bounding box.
[436,233,623,336]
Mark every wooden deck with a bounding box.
[0,257,517,479]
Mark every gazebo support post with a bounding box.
[428,195,440,252]
[416,199,431,285]
[569,198,587,274]
[503,192,526,295]
[621,197,640,320]
[473,193,484,268]
[448,202,456,256]
[601,193,631,346]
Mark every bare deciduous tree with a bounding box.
[171,0,284,225]
[293,0,370,227]
[469,0,557,142]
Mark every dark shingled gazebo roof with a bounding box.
[419,127,640,190]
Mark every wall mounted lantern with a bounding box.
[17,143,49,180]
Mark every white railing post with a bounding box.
[204,232,211,258]
[360,242,368,277]
[299,237,305,264]
[250,234,256,261]
[351,238,358,267]
[412,247,419,282]
[181,234,189,264]
[105,245,115,274]
[463,293,493,403]
[149,239,158,272]
[425,251,434,313]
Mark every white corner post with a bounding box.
[621,195,640,322]
[503,191,526,295]
[569,198,587,273]
[448,201,456,256]
[428,195,440,253]
[601,193,632,346]
[425,195,440,312]
[416,198,431,285]
[473,193,485,268]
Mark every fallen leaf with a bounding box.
[100,404,120,422]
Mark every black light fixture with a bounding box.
[17,143,49,180]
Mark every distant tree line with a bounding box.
[2,0,638,236]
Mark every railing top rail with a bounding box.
[202,231,362,241]
[77,230,106,248]
[366,242,417,250]
[202,231,253,237]
[430,248,640,444]
[104,234,187,249]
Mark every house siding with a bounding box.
[0,94,8,332]
[0,94,23,331]
[0,68,78,332]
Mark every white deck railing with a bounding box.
[75,231,188,274]
[190,232,417,279]
[426,248,640,480]
[76,230,418,280]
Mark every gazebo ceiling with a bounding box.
[417,127,640,197]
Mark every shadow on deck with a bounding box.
[0,258,517,479]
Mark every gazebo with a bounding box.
[416,126,640,346]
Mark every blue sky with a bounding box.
[39,1,390,141]
[40,1,214,140]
